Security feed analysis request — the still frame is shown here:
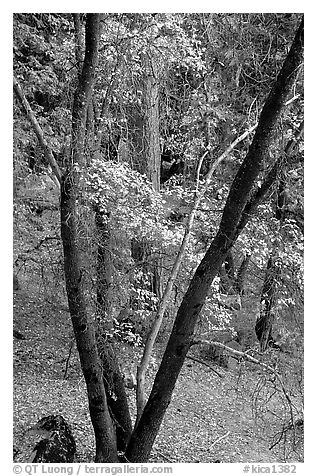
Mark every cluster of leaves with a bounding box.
[84,159,171,246]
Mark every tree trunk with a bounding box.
[125,17,303,462]
[73,14,84,74]
[134,50,165,422]
[60,14,118,463]
[144,53,161,190]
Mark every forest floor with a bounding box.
[13,286,302,464]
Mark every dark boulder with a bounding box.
[28,415,76,463]
[13,274,20,291]
[13,329,26,340]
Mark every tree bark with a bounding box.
[134,49,164,422]
[125,17,303,463]
[60,14,118,462]
[73,14,85,74]
[144,53,161,190]
[61,178,118,462]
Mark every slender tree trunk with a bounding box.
[144,53,161,190]
[135,128,257,422]
[13,77,62,184]
[125,17,303,462]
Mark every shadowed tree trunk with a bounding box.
[125,17,303,462]
[94,209,133,452]
[255,255,281,351]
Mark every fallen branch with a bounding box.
[191,339,295,424]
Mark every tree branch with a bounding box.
[13,76,62,184]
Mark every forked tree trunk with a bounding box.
[72,14,132,454]
[60,14,118,462]
[14,14,303,464]
[125,17,303,462]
